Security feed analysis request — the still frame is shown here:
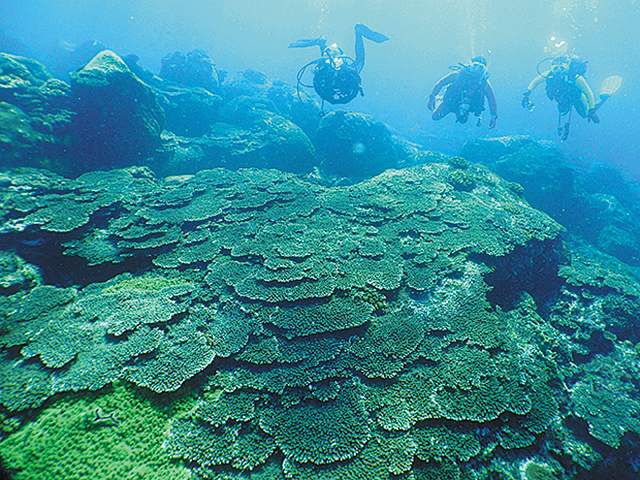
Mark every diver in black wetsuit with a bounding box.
[289,24,389,107]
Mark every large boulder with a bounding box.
[459,135,536,168]
[314,111,399,183]
[158,49,220,93]
[154,96,317,176]
[70,50,165,175]
[493,141,576,221]
[223,69,322,141]
[0,53,74,173]
[155,84,223,138]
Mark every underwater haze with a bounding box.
[6,2,640,480]
[2,0,639,178]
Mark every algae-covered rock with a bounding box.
[70,50,165,175]
[315,110,400,183]
[459,135,535,168]
[158,49,220,93]
[155,96,317,176]
[156,84,222,137]
[223,68,322,140]
[0,53,75,172]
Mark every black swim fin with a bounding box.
[355,24,389,43]
[288,37,326,49]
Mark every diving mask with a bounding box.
[550,56,571,74]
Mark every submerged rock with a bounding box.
[155,96,317,176]
[315,110,400,183]
[155,84,222,137]
[223,69,322,140]
[159,49,220,93]
[461,136,640,266]
[0,53,75,172]
[70,50,165,176]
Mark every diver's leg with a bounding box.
[355,24,389,43]
[354,24,388,73]
[354,26,365,73]
[288,37,327,55]
[574,93,589,118]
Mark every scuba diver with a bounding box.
[521,54,621,141]
[427,56,498,129]
[289,24,389,109]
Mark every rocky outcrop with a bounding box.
[155,96,317,176]
[69,50,165,175]
[0,53,75,173]
[223,69,322,141]
[158,49,220,93]
[461,136,640,266]
[315,110,400,183]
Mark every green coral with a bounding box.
[413,426,480,462]
[167,420,276,471]
[571,377,640,448]
[0,159,592,478]
[523,462,558,480]
[261,388,371,465]
[262,294,373,337]
[447,156,471,169]
[447,168,477,191]
[0,381,193,480]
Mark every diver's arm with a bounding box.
[522,72,547,110]
[485,80,498,128]
[428,73,455,107]
[485,81,498,116]
[575,75,596,110]
[526,73,547,93]
[430,73,455,97]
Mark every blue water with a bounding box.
[2,0,639,179]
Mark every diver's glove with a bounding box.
[521,90,534,111]
[587,109,600,124]
[427,94,436,111]
[489,113,498,129]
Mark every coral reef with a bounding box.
[0,160,598,479]
[461,136,640,266]
[0,381,193,480]
[1,52,640,480]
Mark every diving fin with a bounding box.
[288,37,326,49]
[599,75,622,100]
[355,24,389,43]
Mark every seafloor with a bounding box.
[1,49,640,480]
